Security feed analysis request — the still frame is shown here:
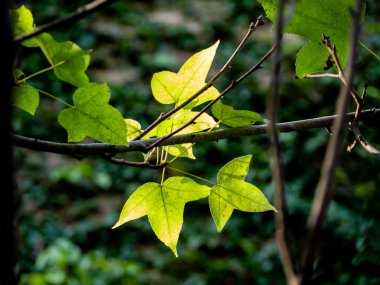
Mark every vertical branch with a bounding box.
[266,1,298,285]
[0,1,16,284]
[300,0,363,283]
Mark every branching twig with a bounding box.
[146,44,276,150]
[300,1,363,284]
[14,0,118,43]
[12,108,379,162]
[102,154,167,168]
[133,17,266,141]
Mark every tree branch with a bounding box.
[12,108,379,158]
[14,0,118,43]
[300,1,363,283]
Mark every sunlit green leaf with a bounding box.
[146,109,217,159]
[113,176,211,256]
[212,101,262,127]
[36,33,90,87]
[58,83,128,144]
[12,85,39,115]
[10,5,39,47]
[259,0,356,77]
[125,118,142,141]
[151,41,220,108]
[209,154,276,232]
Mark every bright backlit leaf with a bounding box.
[259,0,356,77]
[151,41,220,108]
[12,85,39,115]
[209,154,277,232]
[212,101,263,127]
[113,176,211,256]
[58,83,128,145]
[146,109,217,159]
[36,33,90,87]
[125,119,142,141]
[10,5,39,47]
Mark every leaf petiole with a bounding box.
[16,60,66,84]
[31,86,73,108]
[166,166,215,186]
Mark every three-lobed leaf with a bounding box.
[209,154,277,232]
[151,41,220,109]
[259,0,356,78]
[36,33,90,87]
[212,101,263,127]
[113,176,211,256]
[58,83,128,145]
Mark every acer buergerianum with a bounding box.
[9,1,380,284]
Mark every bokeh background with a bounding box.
[12,0,380,284]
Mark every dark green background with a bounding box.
[13,1,380,284]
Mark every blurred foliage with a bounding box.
[12,0,380,284]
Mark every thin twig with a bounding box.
[300,1,363,284]
[12,109,379,161]
[266,0,298,284]
[102,154,167,168]
[133,17,265,141]
[304,73,340,79]
[14,0,118,43]
[146,44,276,150]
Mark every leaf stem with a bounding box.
[32,87,73,108]
[161,167,166,185]
[359,41,380,62]
[16,61,66,84]
[167,167,215,186]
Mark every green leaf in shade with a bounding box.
[209,154,277,232]
[125,119,142,141]
[58,83,128,145]
[146,109,217,159]
[258,0,356,78]
[151,41,220,109]
[212,101,263,127]
[113,176,210,256]
[36,33,90,87]
[12,85,39,115]
[10,5,39,47]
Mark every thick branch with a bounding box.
[12,108,379,157]
[14,0,118,43]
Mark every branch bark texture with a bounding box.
[13,108,379,157]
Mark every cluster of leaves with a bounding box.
[11,5,275,256]
[11,0,370,258]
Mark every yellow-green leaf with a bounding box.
[146,109,217,159]
[58,83,128,145]
[125,118,142,141]
[151,41,220,108]
[209,155,276,232]
[113,176,211,256]
[36,33,90,87]
[10,5,39,47]
[212,101,263,127]
[12,85,39,115]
